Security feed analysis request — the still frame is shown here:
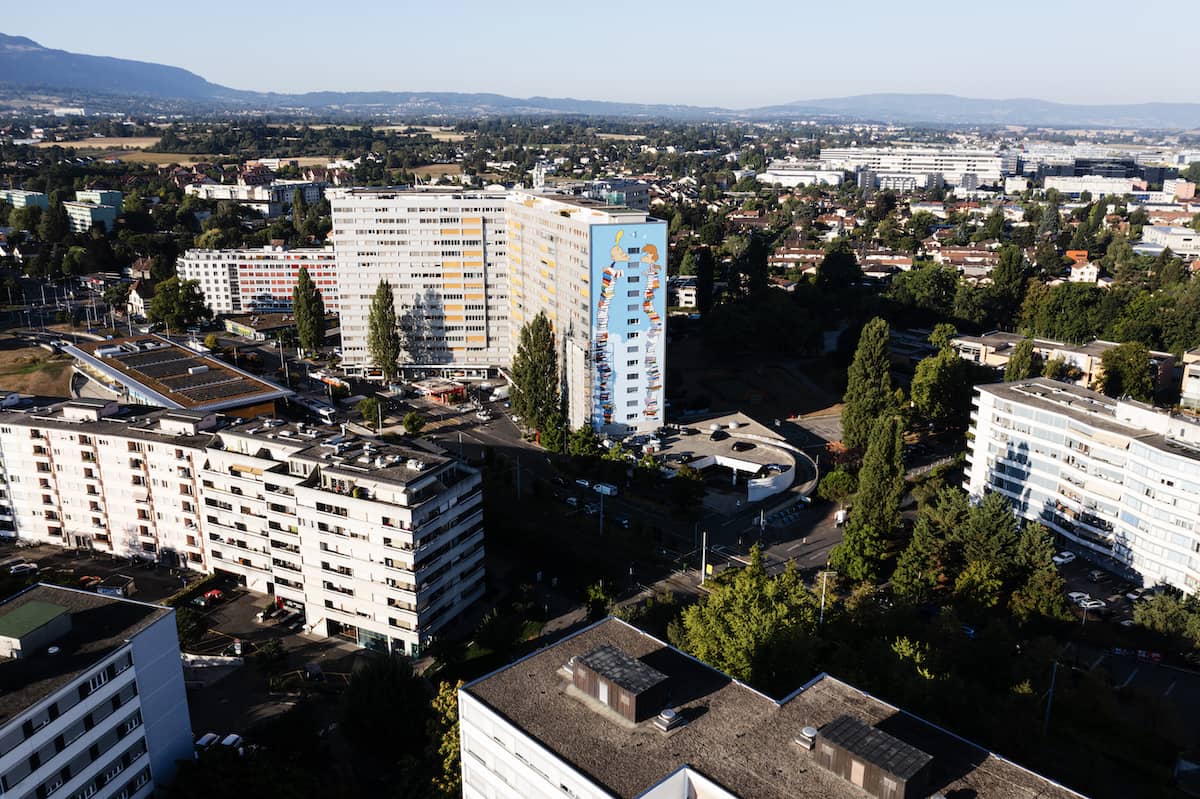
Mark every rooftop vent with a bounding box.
[406,459,426,471]
[653,708,687,733]
[794,726,818,751]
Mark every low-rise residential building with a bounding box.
[951,331,1175,392]
[587,179,650,211]
[127,280,153,320]
[1182,349,1200,411]
[0,584,193,799]
[0,189,49,210]
[183,180,327,217]
[966,378,1200,592]
[820,147,1005,186]
[460,617,1084,799]
[756,161,844,187]
[1135,225,1200,258]
[0,400,485,655]
[177,246,340,315]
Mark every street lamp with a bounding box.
[818,568,838,627]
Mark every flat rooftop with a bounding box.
[0,400,219,449]
[465,618,1084,799]
[67,335,292,411]
[0,585,168,724]
[978,379,1200,464]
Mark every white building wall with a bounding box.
[129,609,193,785]
[459,691,611,799]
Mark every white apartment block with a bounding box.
[1042,175,1144,197]
[0,399,485,656]
[0,189,49,210]
[0,584,193,799]
[177,246,340,315]
[327,188,511,377]
[754,161,844,188]
[966,379,1200,593]
[819,147,1006,186]
[184,180,326,217]
[63,202,117,234]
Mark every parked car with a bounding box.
[1087,569,1108,583]
[566,496,580,508]
[1119,619,1137,629]
[1066,591,1091,605]
[8,563,37,576]
[1079,598,1107,611]
[1052,551,1077,566]
[78,575,102,589]
[191,595,211,609]
[612,515,632,530]
[194,733,220,753]
[1126,587,1151,602]
[219,734,244,755]
[593,482,618,497]
[574,478,591,489]
[583,503,600,516]
[203,589,224,603]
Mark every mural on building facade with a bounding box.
[590,223,666,431]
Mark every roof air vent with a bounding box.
[794,726,818,751]
[653,708,686,733]
[47,646,60,655]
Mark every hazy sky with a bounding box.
[7,0,1197,107]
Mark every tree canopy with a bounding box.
[148,277,210,331]
[367,280,402,382]
[840,317,894,450]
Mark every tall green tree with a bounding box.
[291,188,307,235]
[148,277,211,331]
[911,348,979,427]
[1099,341,1153,401]
[367,280,402,382]
[428,680,463,798]
[830,415,904,582]
[678,547,818,691]
[339,653,429,756]
[38,201,70,244]
[891,518,946,604]
[510,312,561,438]
[840,317,893,450]
[850,415,905,536]
[1004,338,1041,381]
[815,238,862,293]
[291,266,326,353]
[988,245,1029,326]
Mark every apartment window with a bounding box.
[88,671,108,692]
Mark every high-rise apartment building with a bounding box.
[0,584,193,799]
[177,246,340,314]
[966,378,1200,593]
[0,398,485,656]
[327,188,666,433]
[327,188,511,376]
[506,192,666,433]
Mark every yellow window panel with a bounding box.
[443,283,463,290]
[462,217,481,225]
[439,228,460,235]
[444,315,465,322]
[441,260,462,269]
[463,228,482,236]
[465,293,484,300]
[463,249,483,257]
[467,336,486,343]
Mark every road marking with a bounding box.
[1089,653,1106,670]
[788,543,803,553]
[1165,680,1177,697]
[1118,668,1139,689]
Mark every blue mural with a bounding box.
[590,222,667,431]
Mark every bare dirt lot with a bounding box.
[413,163,463,178]
[35,136,160,150]
[0,337,73,396]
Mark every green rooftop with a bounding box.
[0,601,68,639]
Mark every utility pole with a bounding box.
[819,569,836,626]
[598,492,605,536]
[377,403,383,436]
[515,455,521,498]
[1042,660,1058,736]
[700,530,708,585]
[278,340,290,386]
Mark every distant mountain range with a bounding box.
[4,33,1200,128]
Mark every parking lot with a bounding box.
[0,540,202,601]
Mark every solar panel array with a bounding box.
[105,342,270,405]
